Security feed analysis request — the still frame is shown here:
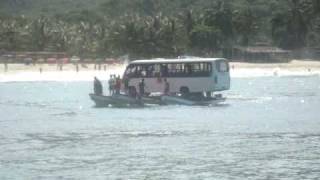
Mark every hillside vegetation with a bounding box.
[0,0,319,59]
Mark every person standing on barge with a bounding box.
[93,77,103,95]
[164,78,170,95]
[138,78,145,97]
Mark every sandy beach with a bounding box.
[0,63,126,74]
[1,60,320,82]
[231,60,320,69]
[0,63,127,82]
[230,60,320,77]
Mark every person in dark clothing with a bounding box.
[128,86,137,98]
[108,75,114,95]
[94,77,103,95]
[138,78,145,97]
[164,78,170,95]
[123,77,129,94]
[4,61,8,72]
[115,75,121,95]
[75,63,79,72]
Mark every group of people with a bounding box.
[93,76,170,97]
[108,74,122,95]
[93,75,121,96]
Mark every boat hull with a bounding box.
[89,94,143,107]
[89,94,226,107]
[161,95,225,106]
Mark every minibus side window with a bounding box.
[216,61,229,72]
[125,64,136,78]
[153,64,161,77]
[160,64,169,77]
[146,64,154,77]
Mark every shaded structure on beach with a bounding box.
[0,51,67,64]
[231,46,291,63]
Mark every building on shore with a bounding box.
[0,51,67,64]
[231,46,291,63]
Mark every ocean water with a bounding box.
[0,75,320,179]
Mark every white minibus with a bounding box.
[123,58,230,96]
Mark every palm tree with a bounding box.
[233,2,258,46]
[0,15,27,51]
[271,0,310,49]
[30,15,51,51]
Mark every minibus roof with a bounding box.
[130,58,227,64]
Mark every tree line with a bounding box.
[0,0,319,59]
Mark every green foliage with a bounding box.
[0,0,320,58]
[271,0,315,49]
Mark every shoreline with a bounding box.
[231,60,320,68]
[1,60,320,82]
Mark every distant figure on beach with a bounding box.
[93,77,103,95]
[58,63,63,71]
[76,64,79,72]
[39,68,42,74]
[115,75,121,94]
[4,62,8,72]
[164,78,170,95]
[138,78,145,97]
[81,64,88,68]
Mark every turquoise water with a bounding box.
[0,76,320,179]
